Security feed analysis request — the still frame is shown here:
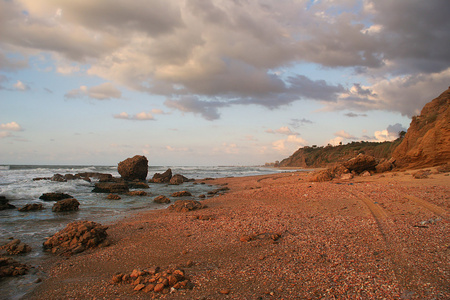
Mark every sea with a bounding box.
[0,164,288,299]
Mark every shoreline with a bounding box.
[25,168,449,299]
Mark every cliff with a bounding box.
[392,87,450,169]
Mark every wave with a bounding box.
[0,165,10,170]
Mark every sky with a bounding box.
[1,0,449,166]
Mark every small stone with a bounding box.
[154,283,165,292]
[134,283,145,291]
[143,284,155,293]
[219,289,231,294]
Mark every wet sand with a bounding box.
[27,168,449,299]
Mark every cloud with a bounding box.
[334,130,357,139]
[164,96,226,121]
[114,111,155,121]
[0,121,23,131]
[289,118,313,128]
[266,126,299,136]
[0,131,13,138]
[2,0,449,118]
[328,123,407,145]
[272,135,308,152]
[344,112,368,118]
[13,80,30,91]
[65,82,122,100]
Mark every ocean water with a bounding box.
[0,164,286,299]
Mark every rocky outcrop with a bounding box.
[149,169,172,183]
[0,196,15,210]
[0,257,29,278]
[342,154,377,174]
[169,174,192,185]
[375,158,396,173]
[92,182,129,193]
[153,195,171,204]
[393,88,450,169]
[111,266,193,294]
[39,193,73,201]
[52,198,80,212]
[18,203,43,212]
[171,191,192,197]
[127,181,150,189]
[168,200,206,212]
[43,221,108,256]
[1,239,32,255]
[118,155,149,181]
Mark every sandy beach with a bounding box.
[27,168,449,299]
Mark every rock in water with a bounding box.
[118,155,149,181]
[52,198,80,212]
[393,87,450,169]
[0,196,15,210]
[92,182,129,193]
[39,192,73,201]
[18,203,43,212]
[150,168,172,183]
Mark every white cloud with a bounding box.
[0,131,13,138]
[13,80,29,91]
[114,111,155,121]
[65,82,121,100]
[334,130,356,139]
[328,136,344,146]
[266,126,299,136]
[272,135,308,152]
[0,121,23,131]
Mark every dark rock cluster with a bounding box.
[309,154,396,182]
[0,196,15,210]
[111,266,193,294]
[1,239,32,255]
[43,221,108,256]
[0,256,29,278]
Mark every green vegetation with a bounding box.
[278,138,404,168]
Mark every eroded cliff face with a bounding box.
[392,87,450,169]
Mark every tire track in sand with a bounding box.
[403,194,449,219]
[349,190,427,295]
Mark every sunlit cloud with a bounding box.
[13,80,29,91]
[266,126,299,136]
[114,111,155,121]
[65,82,122,100]
[0,121,23,131]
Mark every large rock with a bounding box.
[43,221,108,256]
[0,196,15,210]
[342,154,377,174]
[118,155,149,181]
[393,87,450,169]
[92,182,129,193]
[39,192,73,201]
[150,168,172,183]
[52,198,80,212]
